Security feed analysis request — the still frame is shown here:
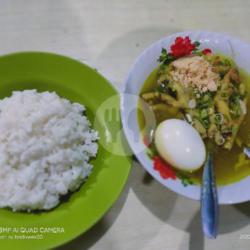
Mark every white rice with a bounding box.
[0,90,98,211]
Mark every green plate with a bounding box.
[0,52,131,249]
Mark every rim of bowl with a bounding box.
[121,31,250,205]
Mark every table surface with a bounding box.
[1,1,250,249]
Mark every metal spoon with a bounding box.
[201,144,250,238]
[243,146,250,158]
[201,152,219,239]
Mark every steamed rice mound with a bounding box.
[0,90,98,211]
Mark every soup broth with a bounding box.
[138,57,250,185]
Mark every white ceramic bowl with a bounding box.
[121,31,250,204]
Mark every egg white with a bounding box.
[154,119,206,171]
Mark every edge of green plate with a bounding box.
[0,51,131,250]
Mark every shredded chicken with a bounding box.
[170,55,219,92]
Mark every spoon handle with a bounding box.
[201,152,219,239]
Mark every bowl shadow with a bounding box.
[57,164,131,250]
[132,160,250,250]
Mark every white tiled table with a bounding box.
[1,1,250,249]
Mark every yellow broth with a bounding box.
[138,63,250,186]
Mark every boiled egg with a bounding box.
[154,119,206,171]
